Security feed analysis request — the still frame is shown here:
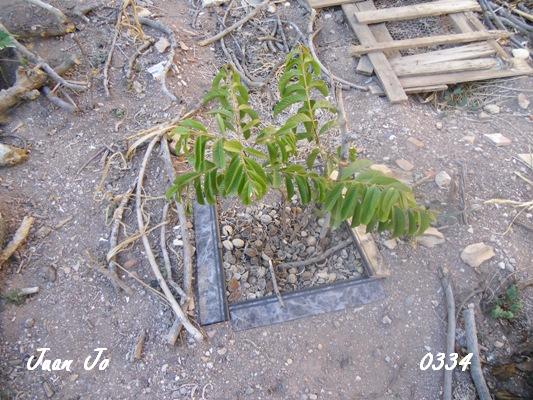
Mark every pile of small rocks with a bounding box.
[219,201,364,303]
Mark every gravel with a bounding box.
[219,200,365,303]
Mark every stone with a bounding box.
[512,48,530,59]
[416,227,445,248]
[484,133,512,146]
[232,238,245,248]
[35,226,52,239]
[478,111,490,119]
[306,236,317,247]
[518,153,533,169]
[517,93,529,110]
[286,358,293,365]
[461,134,476,144]
[383,239,397,250]
[123,258,137,269]
[461,242,495,268]
[24,318,35,328]
[222,240,233,251]
[435,171,452,189]
[395,159,414,171]
[217,347,227,355]
[435,122,443,130]
[407,137,424,148]
[287,273,297,284]
[45,265,57,282]
[260,214,272,224]
[494,341,504,349]
[483,104,500,114]
[132,80,143,94]
[382,315,392,325]
[370,164,393,176]
[222,225,233,236]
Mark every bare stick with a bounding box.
[18,286,39,295]
[0,23,85,91]
[307,11,368,91]
[26,0,69,24]
[464,304,492,400]
[166,319,183,346]
[106,180,137,291]
[41,86,77,112]
[278,238,352,270]
[198,0,270,46]
[103,16,122,97]
[139,17,178,101]
[126,38,155,80]
[0,216,34,267]
[440,273,456,400]
[266,256,284,307]
[160,202,187,301]
[136,137,203,341]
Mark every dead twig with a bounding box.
[198,0,270,46]
[126,38,155,81]
[41,86,77,112]
[265,256,284,307]
[136,137,203,341]
[86,251,133,295]
[464,304,492,400]
[0,216,34,267]
[278,238,352,270]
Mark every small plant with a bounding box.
[0,29,14,51]
[490,284,522,320]
[167,46,433,236]
[2,289,26,306]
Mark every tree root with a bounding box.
[0,216,34,268]
[136,137,203,342]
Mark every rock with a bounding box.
[383,238,397,250]
[35,226,52,239]
[173,239,184,247]
[395,159,414,171]
[435,171,452,189]
[484,133,512,146]
[286,358,293,365]
[461,242,495,268]
[494,341,504,349]
[478,111,490,119]
[517,93,529,110]
[300,230,308,238]
[222,225,233,236]
[132,80,143,94]
[260,214,272,224]
[217,347,227,355]
[435,122,443,130]
[24,318,35,328]
[222,240,234,251]
[306,236,317,246]
[483,104,500,114]
[518,153,533,169]
[416,227,445,248]
[461,134,476,144]
[370,164,393,176]
[155,37,170,53]
[407,137,424,148]
[123,258,137,269]
[45,265,57,282]
[309,395,318,400]
[232,238,245,248]
[512,48,530,59]
[147,61,166,79]
[498,261,505,269]
[287,273,297,284]
[382,315,392,325]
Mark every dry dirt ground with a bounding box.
[1,1,532,399]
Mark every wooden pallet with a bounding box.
[308,0,533,103]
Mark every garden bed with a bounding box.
[219,197,366,304]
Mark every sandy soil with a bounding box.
[1,1,532,399]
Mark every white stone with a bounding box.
[518,93,530,110]
[484,133,512,147]
[155,37,170,53]
[461,242,495,268]
[382,315,392,325]
[512,48,530,60]
[435,171,452,189]
[416,227,445,248]
[518,153,533,169]
[222,240,233,251]
[232,238,245,248]
[484,104,500,114]
[395,159,414,171]
[383,238,397,250]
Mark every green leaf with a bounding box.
[417,210,432,235]
[194,136,208,171]
[324,183,343,212]
[285,175,295,199]
[306,148,320,169]
[319,119,337,135]
[340,185,358,221]
[295,175,310,204]
[215,113,226,134]
[392,207,405,237]
[273,93,306,115]
[213,139,225,168]
[280,113,312,131]
[379,188,400,222]
[180,119,207,132]
[340,160,373,180]
[360,187,381,226]
[194,177,205,204]
[0,30,14,50]
[223,140,243,153]
[309,80,329,96]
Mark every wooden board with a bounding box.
[389,43,496,69]
[356,56,374,75]
[393,57,497,77]
[343,1,407,102]
[350,30,510,56]
[354,0,481,24]
[307,0,362,9]
[398,58,533,88]
[464,11,511,62]
[369,83,448,95]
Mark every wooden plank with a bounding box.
[389,43,495,69]
[354,0,481,24]
[350,30,510,56]
[307,0,362,9]
[464,11,511,62]
[369,83,448,95]
[342,2,407,103]
[398,59,533,88]
[356,56,374,75]
[393,58,497,77]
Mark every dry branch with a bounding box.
[0,216,34,267]
[266,256,284,307]
[27,0,69,24]
[278,238,352,270]
[198,0,270,46]
[135,137,203,341]
[464,304,492,400]
[0,57,76,116]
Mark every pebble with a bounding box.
[155,37,170,53]
[217,347,227,355]
[24,318,35,329]
[287,274,297,284]
[309,395,318,400]
[222,240,234,251]
[232,238,244,248]
[222,225,233,236]
[435,171,452,189]
[483,104,500,114]
[461,242,495,268]
[306,236,317,246]
[407,137,424,148]
[494,341,504,349]
[435,122,443,130]
[498,261,506,269]
[484,133,512,147]
[286,358,293,365]
[395,159,414,171]
[260,214,272,224]
[45,265,57,282]
[416,227,445,248]
[512,48,529,59]
[383,238,397,250]
[382,315,392,325]
[517,93,529,110]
